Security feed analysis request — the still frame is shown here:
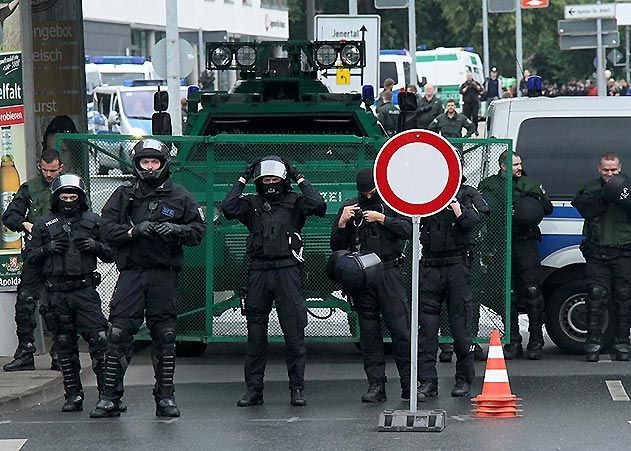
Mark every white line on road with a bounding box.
[606,380,630,401]
[0,439,27,451]
[598,357,612,363]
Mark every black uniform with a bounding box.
[222,177,326,396]
[28,208,111,409]
[376,102,400,137]
[98,179,206,410]
[573,176,631,360]
[459,80,483,128]
[330,195,412,396]
[417,185,481,391]
[2,175,52,370]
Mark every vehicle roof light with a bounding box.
[210,46,233,69]
[235,45,257,68]
[340,44,361,67]
[91,56,146,65]
[379,49,408,55]
[315,44,338,68]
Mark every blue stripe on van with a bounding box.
[548,205,582,219]
[538,233,583,259]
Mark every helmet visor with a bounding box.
[254,160,287,181]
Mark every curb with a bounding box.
[0,374,64,417]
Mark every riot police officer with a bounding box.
[330,169,413,403]
[222,156,326,407]
[573,152,631,362]
[478,151,552,360]
[2,149,63,372]
[90,139,207,418]
[417,183,482,399]
[28,174,111,412]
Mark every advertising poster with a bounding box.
[0,0,24,290]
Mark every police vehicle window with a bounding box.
[101,72,145,86]
[379,62,398,86]
[121,91,153,119]
[516,117,631,199]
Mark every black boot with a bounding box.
[584,341,601,363]
[503,342,523,360]
[362,382,386,402]
[50,355,61,372]
[613,341,631,361]
[156,397,180,417]
[89,352,124,418]
[61,393,84,412]
[418,379,438,398]
[473,343,486,361]
[451,380,471,397]
[3,343,35,371]
[290,389,306,407]
[237,389,264,407]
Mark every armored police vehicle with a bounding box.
[487,96,631,353]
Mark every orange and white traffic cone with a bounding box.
[471,329,522,418]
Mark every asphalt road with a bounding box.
[1,342,631,451]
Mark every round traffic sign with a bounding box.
[374,129,462,217]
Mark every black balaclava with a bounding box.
[57,189,84,218]
[356,168,381,209]
[256,179,286,201]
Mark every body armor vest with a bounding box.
[245,193,300,259]
[353,201,402,261]
[42,211,99,277]
[420,187,476,254]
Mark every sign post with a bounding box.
[375,129,462,432]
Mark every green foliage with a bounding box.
[288,0,612,83]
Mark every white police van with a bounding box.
[379,50,411,104]
[85,56,158,95]
[486,96,631,353]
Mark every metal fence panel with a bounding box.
[58,133,511,344]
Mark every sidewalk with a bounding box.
[0,353,91,416]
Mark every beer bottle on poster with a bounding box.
[0,126,22,249]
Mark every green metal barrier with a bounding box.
[57,133,512,345]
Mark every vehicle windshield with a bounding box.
[101,72,146,86]
[121,91,154,119]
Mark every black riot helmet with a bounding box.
[326,250,383,294]
[50,173,88,214]
[603,174,631,207]
[253,155,289,199]
[513,195,544,229]
[130,138,171,185]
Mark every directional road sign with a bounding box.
[558,18,618,36]
[521,0,548,9]
[608,48,625,66]
[488,0,515,13]
[374,0,408,8]
[559,31,620,50]
[374,129,462,217]
[565,3,615,20]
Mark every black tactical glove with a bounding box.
[151,222,183,238]
[241,160,259,182]
[282,158,304,182]
[132,221,154,238]
[43,237,69,254]
[75,238,98,253]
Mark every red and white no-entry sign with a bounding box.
[374,129,462,217]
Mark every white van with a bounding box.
[85,56,158,95]
[379,50,411,92]
[416,47,484,107]
[486,96,631,353]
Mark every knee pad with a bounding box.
[614,287,631,305]
[56,333,74,353]
[16,293,36,314]
[589,285,609,303]
[107,325,132,353]
[56,315,75,333]
[522,285,541,301]
[88,330,108,353]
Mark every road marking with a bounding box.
[598,357,612,363]
[287,417,299,423]
[606,380,630,401]
[0,439,27,451]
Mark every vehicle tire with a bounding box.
[545,280,615,354]
[176,341,208,357]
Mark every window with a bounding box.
[95,93,111,115]
[379,62,398,86]
[403,62,410,86]
[261,0,287,9]
[515,117,631,199]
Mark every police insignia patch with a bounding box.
[161,206,176,218]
